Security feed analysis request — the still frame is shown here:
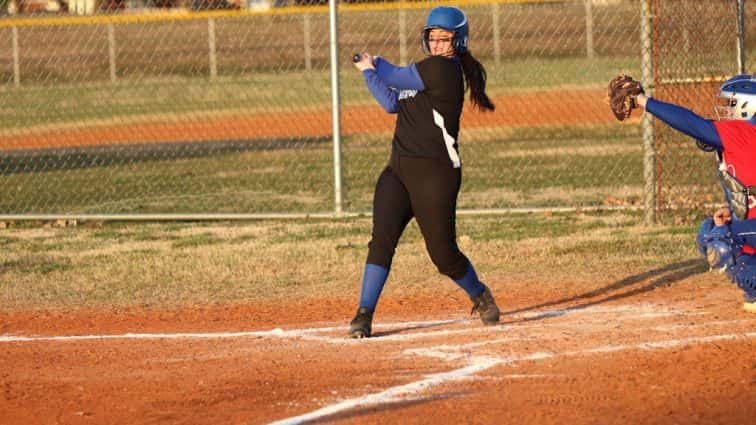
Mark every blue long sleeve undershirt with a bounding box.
[362,69,399,113]
[361,58,426,114]
[374,57,425,91]
[730,220,756,248]
[645,97,723,150]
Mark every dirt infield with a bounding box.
[1,89,632,151]
[2,274,755,425]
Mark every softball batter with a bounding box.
[349,6,500,338]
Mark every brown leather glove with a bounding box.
[606,74,645,121]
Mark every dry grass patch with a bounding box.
[0,212,705,310]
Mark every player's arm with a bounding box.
[362,70,399,113]
[353,54,399,114]
[729,219,756,247]
[374,57,425,91]
[638,95,723,150]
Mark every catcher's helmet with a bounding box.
[716,74,756,121]
[422,6,469,55]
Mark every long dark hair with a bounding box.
[459,52,495,111]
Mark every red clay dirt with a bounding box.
[0,89,632,151]
[1,276,755,425]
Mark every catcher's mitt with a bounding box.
[607,74,645,121]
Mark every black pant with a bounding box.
[366,151,470,280]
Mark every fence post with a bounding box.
[399,6,407,65]
[492,2,500,66]
[12,26,20,86]
[736,0,745,74]
[107,23,117,83]
[208,17,218,80]
[584,0,595,59]
[303,13,312,71]
[328,0,343,215]
[640,0,655,224]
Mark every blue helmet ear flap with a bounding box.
[453,31,469,54]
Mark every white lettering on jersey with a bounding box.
[432,109,461,168]
[398,90,418,101]
[750,195,756,209]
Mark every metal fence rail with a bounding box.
[0,0,750,219]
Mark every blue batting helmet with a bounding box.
[422,6,469,55]
[716,74,756,121]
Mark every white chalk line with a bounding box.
[651,318,756,331]
[268,356,507,425]
[0,304,694,344]
[0,318,466,343]
[270,331,756,425]
[0,323,505,344]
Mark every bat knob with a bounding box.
[352,53,362,63]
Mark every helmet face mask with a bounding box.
[422,6,469,56]
[715,74,756,121]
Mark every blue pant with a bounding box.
[697,218,756,301]
[728,254,756,301]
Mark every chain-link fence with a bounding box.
[650,0,751,219]
[0,0,748,218]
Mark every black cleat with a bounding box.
[349,307,374,338]
[470,286,501,325]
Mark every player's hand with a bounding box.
[354,53,375,72]
[713,207,732,226]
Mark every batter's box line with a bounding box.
[269,331,756,425]
[0,304,710,344]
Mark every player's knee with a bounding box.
[433,253,468,280]
[731,260,756,296]
[366,240,396,270]
[706,240,734,271]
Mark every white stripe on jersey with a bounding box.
[432,109,461,168]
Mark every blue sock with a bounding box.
[453,262,485,298]
[358,263,390,311]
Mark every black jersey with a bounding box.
[392,55,465,168]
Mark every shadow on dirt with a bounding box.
[500,258,709,322]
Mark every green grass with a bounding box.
[171,232,224,248]
[1,254,73,275]
[2,122,722,215]
[1,123,658,214]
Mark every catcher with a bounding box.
[607,74,756,313]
